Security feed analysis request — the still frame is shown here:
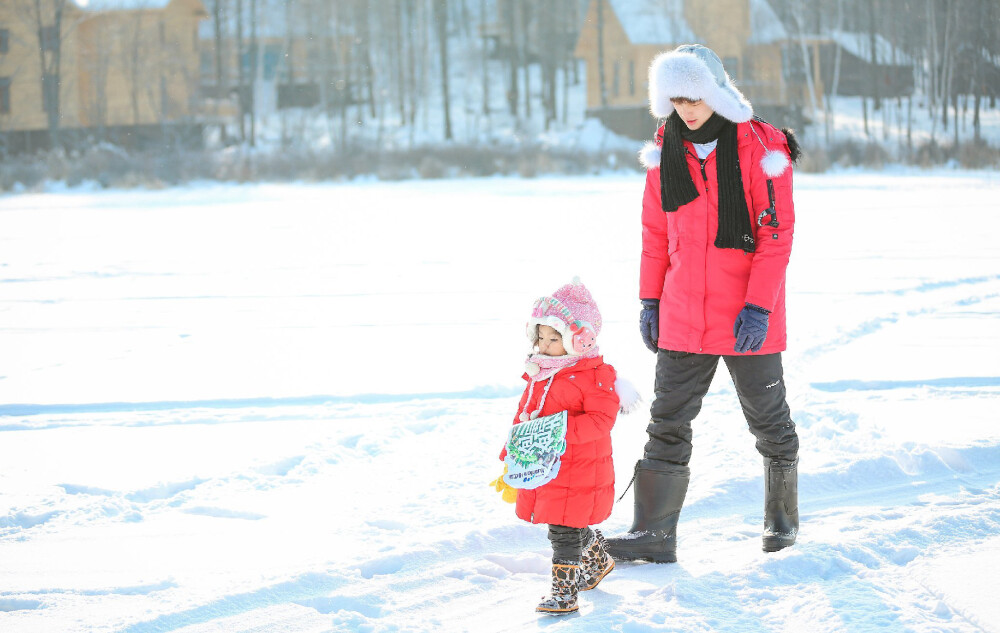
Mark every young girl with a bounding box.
[494,279,626,615]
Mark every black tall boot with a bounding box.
[604,461,690,563]
[762,458,798,552]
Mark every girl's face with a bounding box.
[536,324,567,356]
[671,97,714,130]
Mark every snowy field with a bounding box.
[1,169,999,632]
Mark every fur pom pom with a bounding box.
[614,377,643,415]
[760,150,790,178]
[638,142,661,170]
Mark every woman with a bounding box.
[605,44,802,563]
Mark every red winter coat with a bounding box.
[500,356,618,529]
[640,119,795,355]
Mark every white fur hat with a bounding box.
[648,44,753,123]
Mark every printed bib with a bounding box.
[503,410,568,490]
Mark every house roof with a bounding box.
[829,30,913,65]
[72,0,172,10]
[748,0,788,45]
[610,0,702,45]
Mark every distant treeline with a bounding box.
[1,0,998,161]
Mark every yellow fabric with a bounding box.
[490,466,518,504]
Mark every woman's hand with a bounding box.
[640,299,660,353]
[733,304,769,353]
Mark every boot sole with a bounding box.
[762,536,796,552]
[536,605,579,615]
[607,550,676,564]
[579,559,614,591]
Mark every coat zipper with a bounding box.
[689,148,711,351]
[687,147,709,193]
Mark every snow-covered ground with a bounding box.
[1,170,999,632]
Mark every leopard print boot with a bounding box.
[578,529,614,591]
[535,563,579,615]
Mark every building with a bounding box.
[804,30,914,99]
[573,0,807,139]
[573,0,927,139]
[200,0,388,122]
[0,0,206,153]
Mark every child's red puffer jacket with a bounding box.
[500,356,619,528]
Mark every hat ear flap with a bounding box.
[571,327,596,354]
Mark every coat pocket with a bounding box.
[666,213,681,255]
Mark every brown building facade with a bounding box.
[0,0,206,152]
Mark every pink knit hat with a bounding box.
[526,277,602,356]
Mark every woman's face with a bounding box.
[671,97,714,130]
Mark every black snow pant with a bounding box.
[643,349,798,468]
[548,524,593,564]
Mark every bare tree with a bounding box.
[537,0,573,130]
[504,0,519,115]
[867,0,881,112]
[356,0,376,120]
[117,11,153,127]
[20,0,73,147]
[519,0,530,119]
[206,0,230,143]
[824,0,845,144]
[81,16,113,141]
[479,0,490,118]
[434,0,453,140]
[786,0,820,123]
[596,0,607,108]
[234,0,249,142]
[970,0,997,142]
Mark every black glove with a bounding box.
[733,304,769,353]
[640,299,660,353]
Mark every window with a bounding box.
[278,82,319,109]
[0,28,9,54]
[782,47,805,82]
[629,60,635,95]
[612,60,620,98]
[0,77,10,114]
[262,44,281,81]
[40,25,58,51]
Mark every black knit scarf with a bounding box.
[659,112,755,252]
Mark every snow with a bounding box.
[73,0,173,12]
[748,0,788,45]
[802,94,1000,153]
[608,0,702,46]
[829,30,914,66]
[1,170,999,632]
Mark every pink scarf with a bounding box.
[518,346,600,422]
